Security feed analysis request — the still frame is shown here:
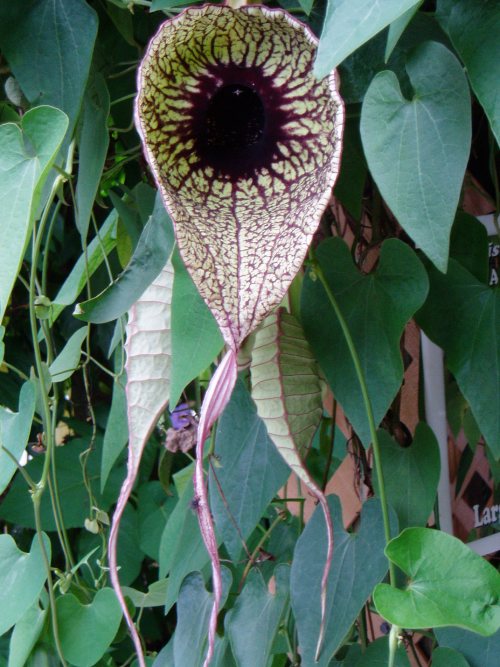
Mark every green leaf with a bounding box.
[49,327,87,383]
[8,603,47,667]
[226,565,290,667]
[101,377,128,493]
[137,481,177,561]
[0,437,124,530]
[122,578,169,608]
[75,195,175,323]
[291,496,397,666]
[76,72,110,241]
[374,424,440,529]
[437,0,500,146]
[0,380,36,494]
[374,528,500,634]
[0,106,68,324]
[416,257,500,457]
[209,380,290,562]
[0,326,4,365]
[0,533,51,636]
[435,627,500,667]
[333,118,366,220]
[0,0,98,137]
[51,209,118,324]
[354,637,410,666]
[431,647,470,667]
[169,249,224,408]
[160,475,221,613]
[360,41,471,271]
[385,2,423,61]
[56,588,122,667]
[173,567,232,667]
[315,0,421,77]
[302,238,428,445]
[449,212,489,283]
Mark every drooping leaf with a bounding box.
[173,568,232,667]
[291,496,397,666]
[49,327,88,383]
[0,380,36,495]
[0,0,98,138]
[373,528,500,635]
[315,0,422,77]
[431,647,470,667]
[76,72,110,240]
[0,106,68,324]
[360,41,471,271]
[416,257,500,457]
[435,627,500,667]
[225,565,290,667]
[75,195,175,323]
[56,588,122,667]
[100,377,128,493]
[437,0,500,146]
[51,209,118,324]
[0,534,51,636]
[170,249,224,409]
[373,424,440,529]
[301,237,428,445]
[209,379,290,562]
[8,603,47,667]
[109,260,173,666]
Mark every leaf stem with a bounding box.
[310,255,395,587]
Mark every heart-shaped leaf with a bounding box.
[435,627,500,667]
[361,41,471,271]
[315,0,421,77]
[0,533,51,636]
[291,496,397,666]
[416,257,500,457]
[301,237,428,445]
[437,0,500,146]
[0,380,35,495]
[56,588,122,667]
[225,565,290,667]
[209,380,289,562]
[374,528,500,635]
[0,105,68,323]
[373,423,440,529]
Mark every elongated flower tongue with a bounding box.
[135,3,343,349]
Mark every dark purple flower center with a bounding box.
[203,84,266,155]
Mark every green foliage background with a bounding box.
[0,1,499,666]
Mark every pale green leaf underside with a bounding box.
[250,308,323,478]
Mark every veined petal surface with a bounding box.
[136,4,343,348]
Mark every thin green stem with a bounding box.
[0,361,30,381]
[311,256,395,587]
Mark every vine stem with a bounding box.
[311,254,398,667]
[29,175,68,667]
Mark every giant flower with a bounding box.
[123,4,344,665]
[136,3,343,349]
